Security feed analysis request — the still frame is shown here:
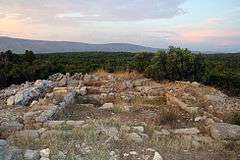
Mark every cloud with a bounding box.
[0,0,186,22]
[0,13,6,18]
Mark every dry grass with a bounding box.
[150,135,193,152]
[131,95,167,107]
[94,69,109,78]
[113,71,143,80]
[157,108,178,125]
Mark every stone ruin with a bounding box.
[0,72,240,159]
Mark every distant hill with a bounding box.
[0,36,159,53]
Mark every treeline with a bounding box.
[0,47,239,96]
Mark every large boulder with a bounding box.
[14,87,41,106]
[7,80,54,106]
[210,123,240,140]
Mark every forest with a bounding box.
[0,47,240,96]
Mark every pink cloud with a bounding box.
[172,28,240,46]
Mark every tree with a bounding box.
[132,52,154,72]
[145,46,206,82]
[24,50,36,63]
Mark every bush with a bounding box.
[231,112,240,126]
[158,109,178,125]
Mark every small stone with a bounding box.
[30,100,38,106]
[153,151,163,160]
[132,126,144,133]
[79,87,87,96]
[109,151,116,156]
[195,116,207,122]
[123,105,132,112]
[40,148,50,158]
[100,103,114,110]
[123,153,129,157]
[126,133,143,143]
[7,96,15,106]
[191,82,200,87]
[130,151,138,155]
[146,148,155,152]
[24,150,40,160]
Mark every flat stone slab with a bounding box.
[210,123,240,140]
[172,128,200,135]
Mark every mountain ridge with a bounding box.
[0,36,159,53]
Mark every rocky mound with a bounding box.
[0,72,240,160]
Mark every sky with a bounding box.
[0,0,240,52]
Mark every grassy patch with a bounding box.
[150,135,193,152]
[81,148,110,160]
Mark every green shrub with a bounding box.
[231,112,240,126]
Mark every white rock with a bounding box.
[40,148,50,158]
[30,100,38,106]
[129,151,138,155]
[100,103,114,110]
[191,82,200,87]
[7,96,15,106]
[194,116,207,122]
[146,148,155,152]
[132,126,144,133]
[79,87,87,96]
[110,151,116,156]
[123,153,129,157]
[153,151,163,160]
